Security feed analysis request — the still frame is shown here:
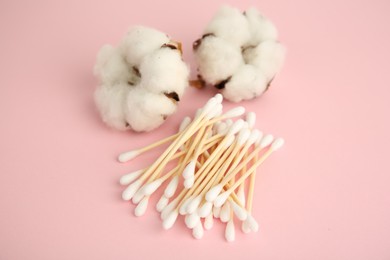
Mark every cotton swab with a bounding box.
[118,117,192,163]
[214,138,284,207]
[116,94,285,241]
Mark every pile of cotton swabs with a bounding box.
[118,94,284,241]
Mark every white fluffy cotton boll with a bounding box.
[221,65,268,102]
[140,48,189,98]
[243,41,286,80]
[125,86,177,132]
[120,26,170,67]
[94,83,130,130]
[204,5,251,47]
[195,36,243,85]
[94,45,132,86]
[244,8,278,46]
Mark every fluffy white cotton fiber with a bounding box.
[195,36,244,85]
[204,5,251,47]
[125,86,177,132]
[140,48,189,97]
[94,26,189,132]
[193,5,286,102]
[120,26,170,67]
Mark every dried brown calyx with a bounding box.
[127,66,141,86]
[189,74,206,89]
[193,33,215,51]
[128,66,141,86]
[161,41,183,56]
[214,76,231,90]
[164,91,180,103]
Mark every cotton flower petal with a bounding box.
[94,83,131,130]
[195,36,243,85]
[222,65,268,102]
[140,48,189,98]
[204,5,251,47]
[125,86,177,132]
[120,26,170,67]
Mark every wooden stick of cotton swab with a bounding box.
[213,138,285,208]
[118,116,192,163]
[196,128,251,218]
[155,136,223,212]
[205,129,261,203]
[242,134,262,233]
[122,98,222,201]
[162,125,243,230]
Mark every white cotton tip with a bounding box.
[206,184,223,202]
[241,220,251,234]
[134,196,149,217]
[258,134,274,148]
[183,176,195,189]
[142,178,164,196]
[247,129,261,146]
[179,196,193,215]
[118,150,141,163]
[164,175,179,198]
[214,191,230,208]
[122,179,143,201]
[225,119,233,127]
[224,134,236,148]
[220,202,231,223]
[186,195,203,214]
[204,214,214,230]
[162,210,179,230]
[192,222,204,240]
[217,122,227,135]
[213,206,221,218]
[198,201,213,218]
[223,107,246,119]
[205,103,223,119]
[195,108,203,119]
[179,116,192,132]
[156,195,169,212]
[271,137,285,151]
[225,219,235,242]
[202,97,218,115]
[119,169,144,185]
[237,128,251,145]
[230,201,248,221]
[161,200,178,220]
[227,119,245,136]
[215,93,223,103]
[185,213,200,229]
[183,160,196,179]
[246,112,256,129]
[242,121,250,129]
[131,189,145,204]
[237,188,246,206]
[245,214,259,232]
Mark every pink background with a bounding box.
[1,0,389,259]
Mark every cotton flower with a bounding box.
[94,26,189,132]
[193,5,286,102]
